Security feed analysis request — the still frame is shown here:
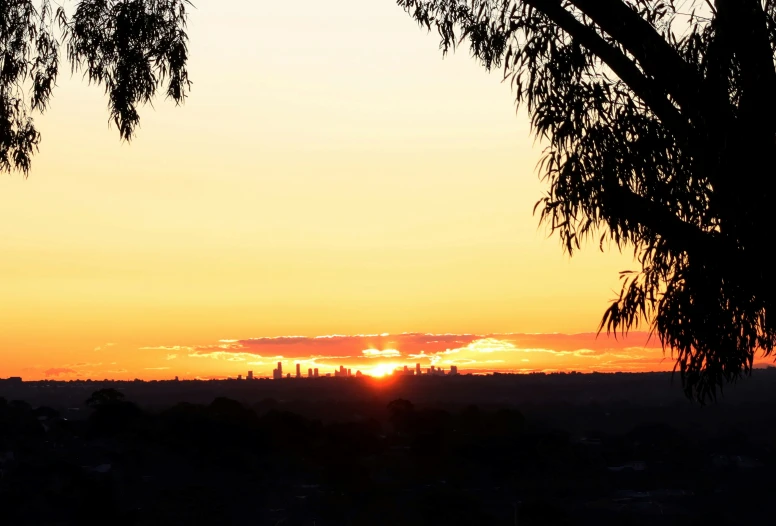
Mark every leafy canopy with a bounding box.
[0,0,191,173]
[398,0,776,402]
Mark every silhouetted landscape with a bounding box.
[3,1,776,525]
[2,371,775,525]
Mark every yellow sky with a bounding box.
[0,0,637,380]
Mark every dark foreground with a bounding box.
[2,371,776,525]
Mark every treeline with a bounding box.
[0,391,770,525]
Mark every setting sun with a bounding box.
[368,362,401,378]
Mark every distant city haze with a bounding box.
[0,1,725,380]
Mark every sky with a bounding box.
[0,0,727,380]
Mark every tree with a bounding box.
[85,387,125,408]
[398,0,776,402]
[0,0,191,173]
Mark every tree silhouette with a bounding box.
[85,387,125,408]
[0,0,191,174]
[399,0,776,402]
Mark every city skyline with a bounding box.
[264,360,458,380]
[8,330,774,382]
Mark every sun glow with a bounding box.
[368,362,401,378]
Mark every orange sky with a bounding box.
[1,1,764,381]
[34,332,678,381]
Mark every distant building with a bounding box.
[296,363,301,378]
[450,365,458,375]
[272,362,283,380]
[313,368,319,378]
[347,368,352,377]
[576,437,602,447]
[403,365,409,375]
[308,368,313,378]
[733,456,764,469]
[356,370,363,377]
[237,374,242,380]
[607,461,647,472]
[415,364,421,376]
[712,454,765,470]
[247,370,253,380]
[0,450,15,466]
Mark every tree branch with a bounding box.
[720,0,776,133]
[568,0,706,120]
[523,0,692,143]
[603,185,726,259]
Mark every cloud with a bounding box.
[166,354,178,360]
[144,367,171,371]
[403,335,673,373]
[187,351,258,362]
[142,331,686,375]
[362,349,401,358]
[140,345,194,352]
[44,368,78,377]
[189,332,661,359]
[497,333,662,353]
[94,343,116,352]
[182,333,482,359]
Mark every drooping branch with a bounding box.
[0,0,192,175]
[602,185,725,258]
[400,0,775,401]
[718,0,776,133]
[523,0,692,143]
[569,0,708,120]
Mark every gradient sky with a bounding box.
[0,0,715,380]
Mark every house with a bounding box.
[612,490,650,500]
[576,437,603,447]
[0,450,15,480]
[732,455,764,469]
[607,461,646,472]
[712,454,764,470]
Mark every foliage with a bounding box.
[3,390,776,523]
[398,0,776,402]
[85,387,124,407]
[0,0,191,173]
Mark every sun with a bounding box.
[369,362,399,378]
